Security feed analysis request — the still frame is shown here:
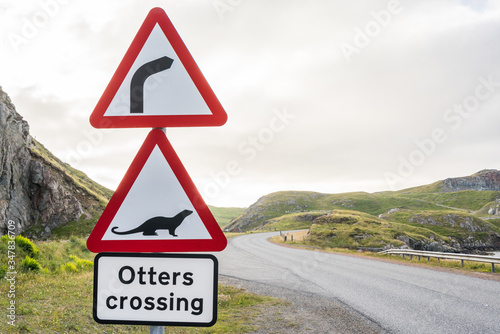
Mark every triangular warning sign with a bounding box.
[86,129,227,253]
[90,7,227,128]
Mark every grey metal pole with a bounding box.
[150,326,165,334]
[151,126,166,334]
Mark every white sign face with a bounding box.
[101,145,211,241]
[103,24,212,118]
[93,253,218,326]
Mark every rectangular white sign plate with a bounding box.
[93,252,218,326]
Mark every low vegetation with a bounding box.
[271,235,498,274]
[208,206,246,229]
[0,235,282,333]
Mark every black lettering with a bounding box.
[158,272,170,285]
[191,298,203,315]
[144,296,155,310]
[130,296,142,310]
[176,297,188,311]
[120,296,128,309]
[106,296,117,309]
[148,267,157,285]
[172,272,181,285]
[183,272,193,286]
[157,297,168,310]
[118,266,135,284]
[138,266,147,285]
[169,292,174,310]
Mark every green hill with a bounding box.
[227,170,500,252]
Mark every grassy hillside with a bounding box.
[226,190,474,232]
[270,208,500,252]
[30,139,113,204]
[391,190,500,213]
[227,176,500,252]
[208,206,246,229]
[0,236,280,333]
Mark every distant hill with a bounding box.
[227,171,500,252]
[208,206,246,229]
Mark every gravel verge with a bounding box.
[220,275,389,334]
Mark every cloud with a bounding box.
[1,0,500,207]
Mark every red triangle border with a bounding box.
[86,129,227,253]
[89,7,227,128]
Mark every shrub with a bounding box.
[62,262,78,273]
[61,255,93,273]
[69,255,93,271]
[21,256,41,272]
[15,236,40,257]
[0,264,7,279]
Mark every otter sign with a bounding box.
[87,6,227,329]
[86,129,227,253]
[93,253,218,326]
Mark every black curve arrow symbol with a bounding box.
[130,56,174,114]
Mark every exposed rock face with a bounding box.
[0,86,95,237]
[488,199,500,216]
[442,169,500,192]
[407,213,500,252]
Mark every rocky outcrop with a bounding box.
[442,169,500,192]
[406,213,500,252]
[488,199,500,216]
[409,214,487,232]
[0,86,105,238]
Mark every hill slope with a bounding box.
[0,86,112,238]
[227,171,500,252]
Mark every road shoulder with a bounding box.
[220,275,387,334]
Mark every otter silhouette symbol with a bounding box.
[111,209,193,236]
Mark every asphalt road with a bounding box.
[218,232,500,334]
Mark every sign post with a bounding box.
[86,7,228,332]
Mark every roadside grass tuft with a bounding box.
[375,253,496,273]
[20,256,41,272]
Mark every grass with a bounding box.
[257,207,500,252]
[373,252,497,273]
[271,236,499,274]
[0,236,282,333]
[0,273,280,334]
[49,207,105,239]
[299,210,438,250]
[394,190,500,212]
[208,206,246,229]
[29,139,113,204]
[265,211,329,231]
[228,190,470,232]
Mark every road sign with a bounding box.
[93,253,217,326]
[89,7,227,128]
[86,129,227,253]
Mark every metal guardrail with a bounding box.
[379,249,500,273]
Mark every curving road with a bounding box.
[218,232,500,334]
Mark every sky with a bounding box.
[1,0,499,208]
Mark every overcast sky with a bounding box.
[1,0,499,207]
